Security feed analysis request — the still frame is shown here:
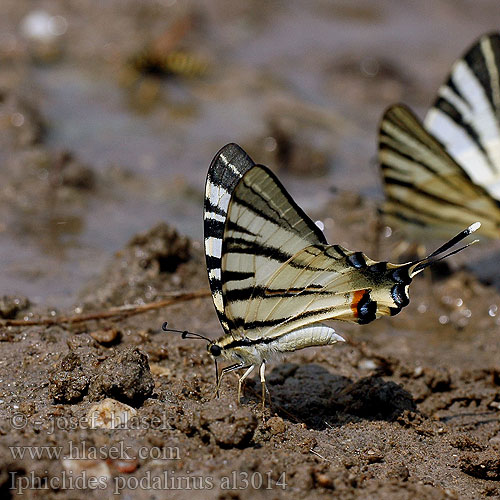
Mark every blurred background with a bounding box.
[0,0,498,307]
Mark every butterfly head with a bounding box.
[207,341,222,358]
[207,342,222,358]
[206,338,241,363]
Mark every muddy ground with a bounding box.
[2,212,500,500]
[1,1,500,499]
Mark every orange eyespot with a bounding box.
[350,289,367,318]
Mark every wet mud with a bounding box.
[2,213,500,499]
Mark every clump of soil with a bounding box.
[88,347,154,406]
[0,295,30,319]
[49,345,154,407]
[78,222,195,308]
[169,397,258,448]
[128,223,191,274]
[49,350,98,404]
[198,397,258,448]
[460,450,500,481]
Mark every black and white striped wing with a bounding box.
[424,33,500,199]
[204,143,327,337]
[379,104,500,237]
[204,144,256,335]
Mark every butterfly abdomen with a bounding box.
[214,325,345,365]
[271,325,344,352]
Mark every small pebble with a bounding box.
[488,401,500,410]
[149,364,172,377]
[267,416,285,435]
[62,458,111,482]
[90,328,119,345]
[358,359,377,370]
[111,458,138,474]
[314,472,334,489]
[87,398,137,429]
[363,448,384,463]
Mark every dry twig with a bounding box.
[0,289,211,327]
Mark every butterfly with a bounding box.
[199,143,479,407]
[379,32,500,239]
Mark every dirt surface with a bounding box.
[1,1,500,499]
[2,206,500,499]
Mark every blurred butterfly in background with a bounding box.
[379,32,500,239]
[199,143,479,407]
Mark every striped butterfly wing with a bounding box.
[379,104,500,238]
[206,143,443,343]
[204,144,257,335]
[424,33,500,199]
[205,143,327,339]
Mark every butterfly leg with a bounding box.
[237,365,256,404]
[214,362,246,399]
[259,361,269,410]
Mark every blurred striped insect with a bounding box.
[119,14,209,109]
[124,15,209,83]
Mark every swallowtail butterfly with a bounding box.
[202,143,479,405]
[379,32,500,238]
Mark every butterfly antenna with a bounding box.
[409,222,480,275]
[161,322,212,342]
